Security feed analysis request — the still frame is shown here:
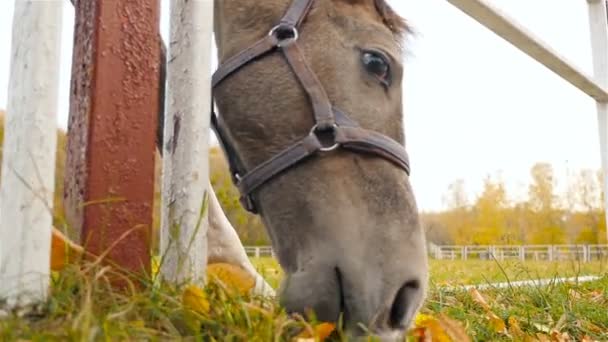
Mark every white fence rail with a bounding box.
[429,244,608,262]
[246,244,608,263]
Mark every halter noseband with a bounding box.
[211,0,411,214]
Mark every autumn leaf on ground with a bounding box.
[436,314,470,342]
[576,319,604,335]
[469,288,492,311]
[586,290,604,304]
[294,322,336,342]
[536,333,551,342]
[507,316,528,341]
[206,263,255,295]
[549,330,571,342]
[182,285,210,315]
[51,227,84,271]
[410,313,470,342]
[469,288,507,334]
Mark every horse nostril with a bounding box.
[388,279,421,330]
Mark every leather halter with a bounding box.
[212,0,411,214]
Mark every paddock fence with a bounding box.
[245,244,608,263]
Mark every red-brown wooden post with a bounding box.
[65,0,161,276]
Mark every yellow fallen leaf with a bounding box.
[409,327,433,342]
[436,314,470,342]
[410,314,454,342]
[469,288,492,312]
[549,330,571,342]
[182,285,210,315]
[206,263,256,295]
[294,322,336,342]
[469,288,506,334]
[536,333,551,342]
[578,320,604,334]
[488,312,507,334]
[587,290,604,303]
[507,316,527,340]
[51,228,84,271]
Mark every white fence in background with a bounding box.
[244,246,276,258]
[429,244,608,262]
[246,244,608,262]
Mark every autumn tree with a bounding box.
[565,169,606,244]
[470,176,510,244]
[526,163,566,244]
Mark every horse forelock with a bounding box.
[336,0,410,37]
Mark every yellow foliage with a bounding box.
[294,322,336,342]
[50,227,83,271]
[182,285,210,315]
[206,263,255,295]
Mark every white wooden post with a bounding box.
[0,1,62,308]
[160,0,214,285]
[588,0,608,244]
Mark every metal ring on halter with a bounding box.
[310,124,340,152]
[268,24,299,47]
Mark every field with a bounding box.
[1,258,607,341]
[252,257,608,289]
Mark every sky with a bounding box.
[0,0,602,211]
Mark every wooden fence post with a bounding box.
[160,0,214,285]
[65,0,161,276]
[0,0,62,308]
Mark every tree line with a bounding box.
[423,163,607,245]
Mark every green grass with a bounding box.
[424,275,608,341]
[251,257,608,290]
[1,259,607,341]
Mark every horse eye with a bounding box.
[361,50,391,86]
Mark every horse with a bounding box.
[207,0,429,338]
[48,0,427,338]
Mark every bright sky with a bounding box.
[0,0,601,211]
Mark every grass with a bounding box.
[1,259,607,341]
[251,257,608,290]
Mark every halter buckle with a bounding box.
[269,24,299,48]
[239,195,257,213]
[310,124,340,152]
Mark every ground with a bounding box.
[1,259,607,341]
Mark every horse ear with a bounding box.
[373,0,410,37]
